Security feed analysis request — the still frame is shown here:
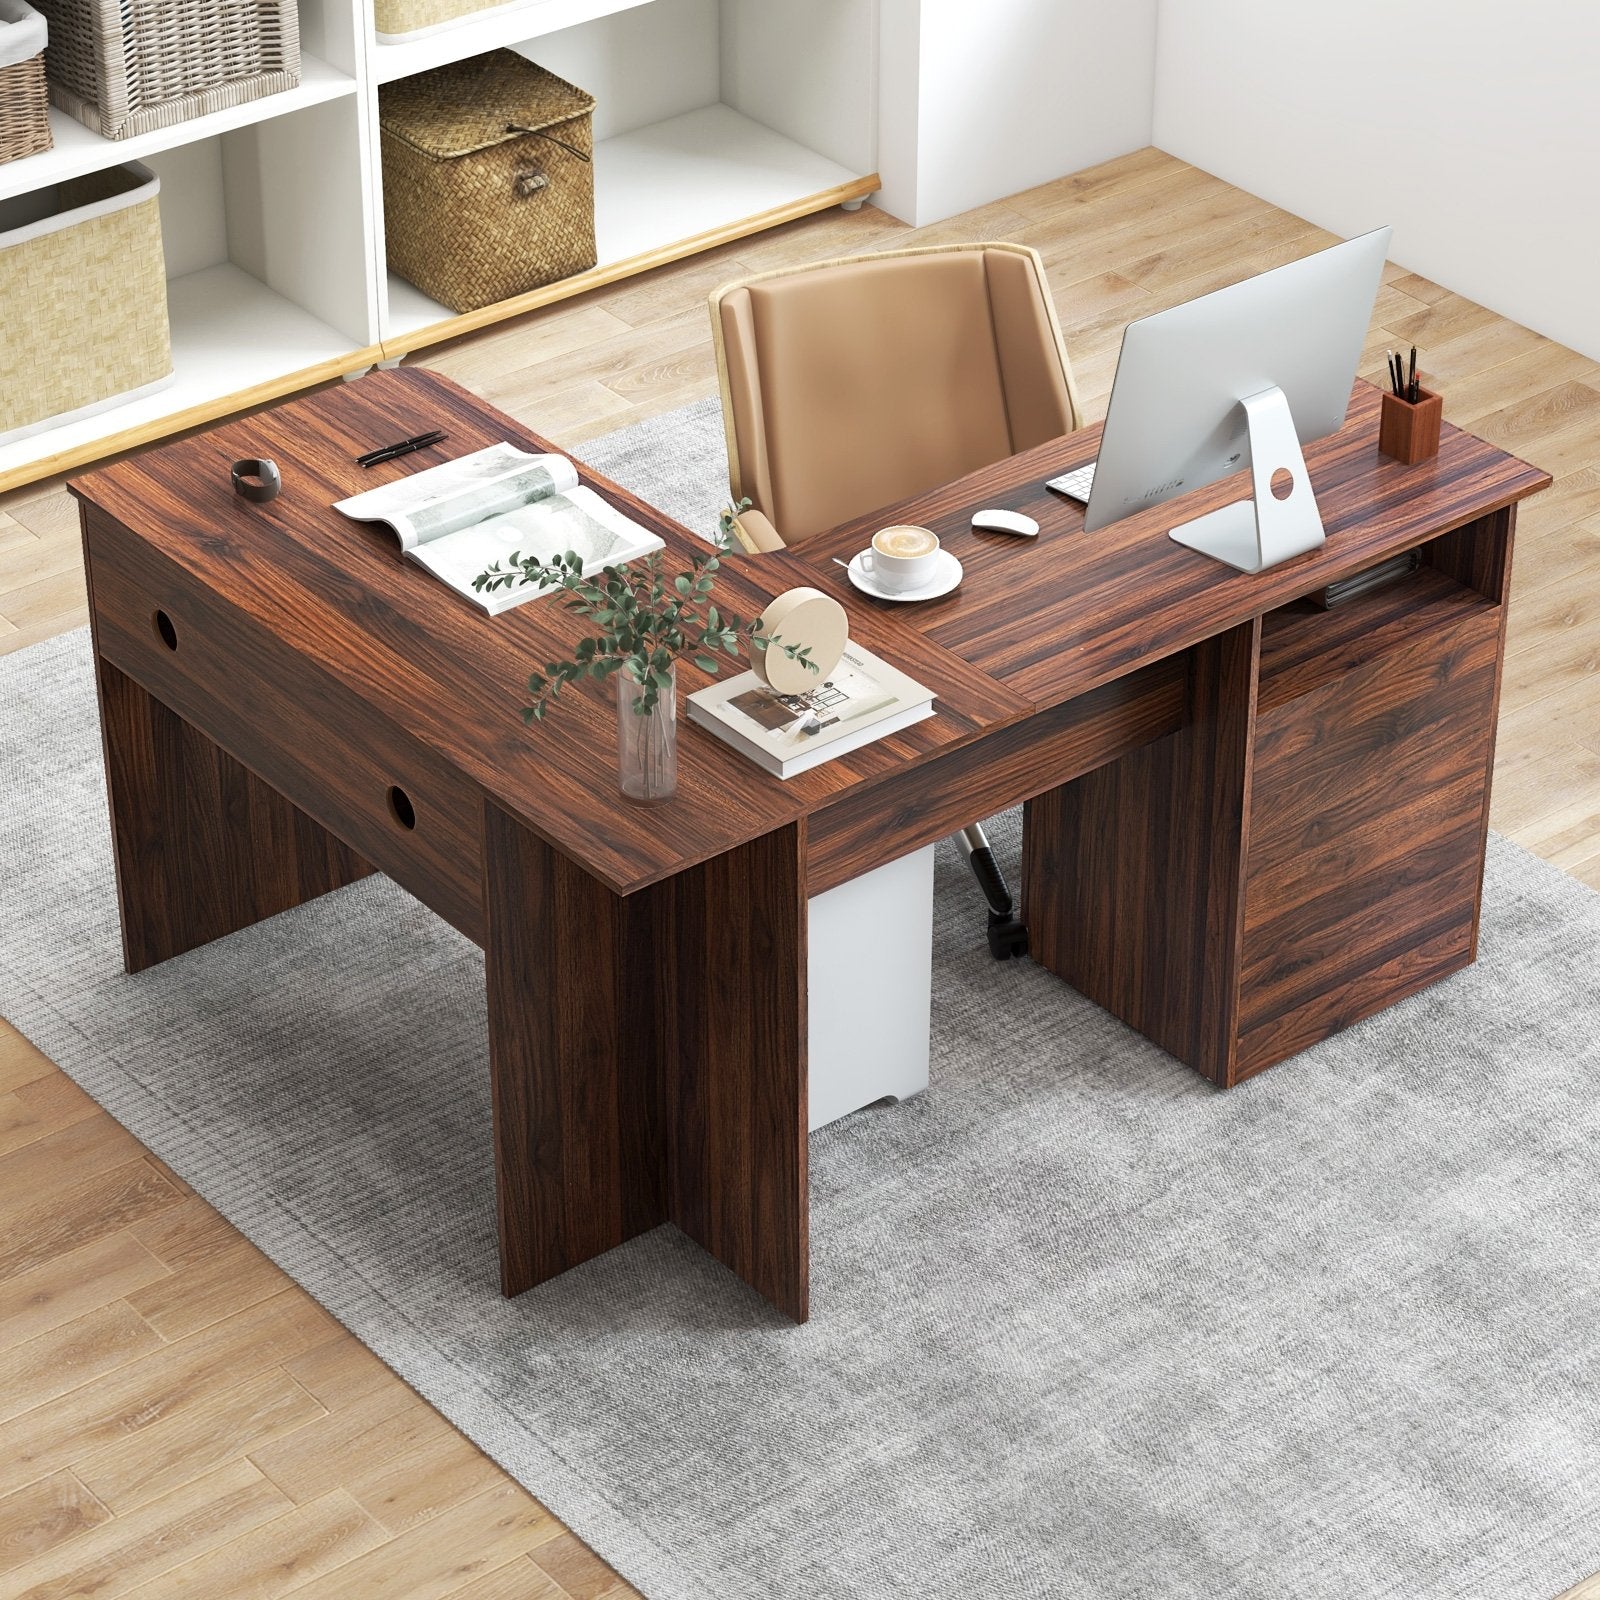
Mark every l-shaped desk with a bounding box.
[71,371,1549,1323]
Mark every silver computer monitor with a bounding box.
[1081,226,1392,573]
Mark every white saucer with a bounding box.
[846,548,963,603]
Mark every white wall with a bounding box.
[877,0,1158,226]
[1153,0,1600,359]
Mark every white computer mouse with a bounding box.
[971,507,1039,537]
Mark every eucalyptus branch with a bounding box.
[473,498,817,720]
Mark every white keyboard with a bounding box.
[1045,461,1097,503]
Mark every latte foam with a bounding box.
[874,526,938,559]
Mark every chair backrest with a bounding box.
[709,241,1082,546]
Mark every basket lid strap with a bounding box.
[504,124,591,162]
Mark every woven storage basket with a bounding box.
[374,0,499,44]
[0,162,173,445]
[0,0,52,163]
[34,0,300,140]
[380,52,596,315]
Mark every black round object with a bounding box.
[231,458,282,504]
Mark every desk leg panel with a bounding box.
[95,659,373,973]
[661,822,809,1323]
[482,806,809,1319]
[1424,506,1517,961]
[482,801,665,1298]
[1024,621,1260,1085]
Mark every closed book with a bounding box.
[687,642,935,779]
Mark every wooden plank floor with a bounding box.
[1,149,1597,1599]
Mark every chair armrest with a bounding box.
[730,506,786,553]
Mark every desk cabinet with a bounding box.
[1237,521,1508,1077]
[1026,508,1514,1090]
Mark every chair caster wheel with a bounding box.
[986,914,1028,960]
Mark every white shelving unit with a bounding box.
[0,0,879,492]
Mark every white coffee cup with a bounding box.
[861,525,940,593]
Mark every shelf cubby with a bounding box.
[383,103,873,349]
[1257,564,1496,715]
[374,0,879,352]
[0,96,379,488]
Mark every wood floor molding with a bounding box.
[1,148,1597,1597]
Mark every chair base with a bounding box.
[957,823,1028,959]
[986,911,1029,960]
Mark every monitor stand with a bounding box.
[1168,385,1326,574]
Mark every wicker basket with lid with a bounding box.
[380,51,597,316]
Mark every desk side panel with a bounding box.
[659,821,810,1322]
[482,803,810,1321]
[84,504,486,945]
[1024,621,1260,1085]
[92,656,374,972]
[482,800,665,1297]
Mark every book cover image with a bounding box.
[727,671,894,737]
[725,656,899,752]
[688,641,935,777]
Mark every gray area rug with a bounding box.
[4,404,1600,1600]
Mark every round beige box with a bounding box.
[751,587,848,694]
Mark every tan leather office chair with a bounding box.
[710,240,1081,552]
[709,241,1083,956]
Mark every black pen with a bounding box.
[357,429,447,468]
[1388,351,1403,397]
[1408,347,1418,403]
[358,429,446,467]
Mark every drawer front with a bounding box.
[1240,604,1500,1044]
[87,510,486,945]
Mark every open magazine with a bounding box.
[334,443,664,615]
[687,642,935,778]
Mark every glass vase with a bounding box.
[616,664,678,802]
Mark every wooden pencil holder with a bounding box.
[1379,386,1442,465]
